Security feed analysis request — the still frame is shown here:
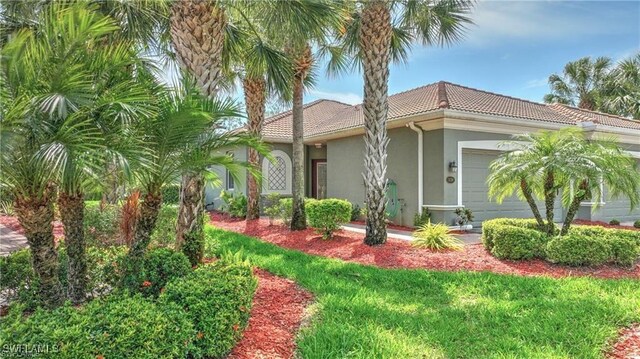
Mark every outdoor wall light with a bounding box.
[449,161,458,173]
[314,143,323,149]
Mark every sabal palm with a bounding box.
[602,53,640,119]
[543,56,612,111]
[335,0,474,245]
[0,3,154,307]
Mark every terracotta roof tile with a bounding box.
[263,81,640,139]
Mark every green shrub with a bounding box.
[162,185,180,204]
[139,248,191,297]
[220,190,247,218]
[350,203,362,221]
[634,220,640,229]
[160,260,257,358]
[606,235,640,267]
[84,202,120,246]
[482,218,547,250]
[264,193,282,224]
[0,249,38,308]
[454,207,474,226]
[150,204,178,247]
[413,207,431,227]
[306,198,352,239]
[0,295,195,358]
[609,219,621,225]
[411,221,463,251]
[491,225,549,260]
[546,234,611,266]
[278,198,293,226]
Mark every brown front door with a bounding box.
[312,159,327,199]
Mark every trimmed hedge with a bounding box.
[140,248,191,297]
[483,218,640,267]
[491,225,549,260]
[546,234,611,267]
[0,296,195,359]
[160,259,257,358]
[306,198,352,239]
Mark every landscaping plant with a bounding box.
[220,190,249,219]
[306,199,352,239]
[610,219,621,225]
[411,221,464,251]
[413,207,431,227]
[350,203,362,222]
[635,219,640,228]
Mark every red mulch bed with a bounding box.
[228,268,313,359]
[574,219,640,232]
[608,324,640,359]
[0,215,64,239]
[209,212,640,280]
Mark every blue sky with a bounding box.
[306,0,640,105]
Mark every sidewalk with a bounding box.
[341,223,482,244]
[0,224,28,256]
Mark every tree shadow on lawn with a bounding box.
[208,227,640,359]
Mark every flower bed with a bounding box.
[575,219,640,232]
[209,212,640,279]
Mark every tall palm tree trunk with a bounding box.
[244,76,266,220]
[561,181,591,235]
[14,191,64,308]
[360,1,392,245]
[125,191,162,289]
[290,45,312,230]
[58,192,86,304]
[178,174,205,266]
[170,0,226,263]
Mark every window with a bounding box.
[226,151,235,190]
[262,150,292,194]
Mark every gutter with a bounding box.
[407,122,423,212]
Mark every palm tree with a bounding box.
[125,80,266,278]
[0,3,101,307]
[334,0,474,245]
[488,128,640,236]
[543,56,612,111]
[602,53,640,119]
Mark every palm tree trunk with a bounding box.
[170,0,225,100]
[360,1,392,246]
[58,191,86,304]
[290,45,312,231]
[561,181,591,235]
[125,191,162,289]
[14,192,64,308]
[543,171,557,236]
[244,76,266,220]
[520,179,545,229]
[170,0,226,263]
[178,174,205,266]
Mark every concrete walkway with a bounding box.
[0,224,28,256]
[341,223,482,244]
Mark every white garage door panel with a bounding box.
[462,149,561,225]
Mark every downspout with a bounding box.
[407,122,423,212]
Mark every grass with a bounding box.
[205,226,640,359]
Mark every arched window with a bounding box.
[262,150,292,195]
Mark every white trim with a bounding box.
[629,151,640,159]
[261,150,292,195]
[456,140,527,207]
[423,204,463,211]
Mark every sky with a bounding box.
[306,0,640,105]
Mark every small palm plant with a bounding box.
[411,221,464,251]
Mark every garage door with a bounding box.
[601,159,640,222]
[461,149,562,226]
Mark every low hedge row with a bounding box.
[482,218,640,267]
[0,250,257,359]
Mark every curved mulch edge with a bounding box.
[228,268,314,359]
[607,324,640,359]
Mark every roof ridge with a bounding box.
[437,81,449,109]
[387,81,441,99]
[264,99,355,125]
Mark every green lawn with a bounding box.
[206,226,640,359]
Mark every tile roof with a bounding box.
[261,99,352,141]
[262,81,640,140]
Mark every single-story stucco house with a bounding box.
[206,81,640,227]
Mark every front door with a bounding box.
[312,159,327,199]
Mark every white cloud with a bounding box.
[465,1,634,46]
[525,77,548,89]
[308,89,362,105]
